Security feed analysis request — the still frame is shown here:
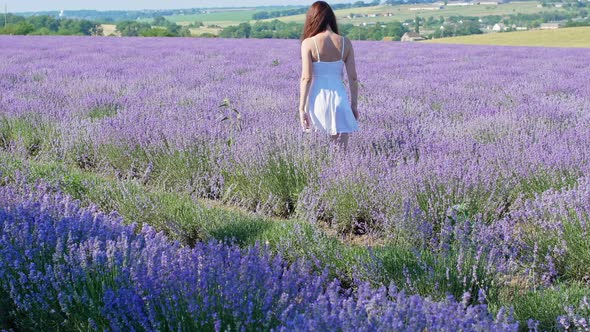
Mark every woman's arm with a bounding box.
[299,39,313,129]
[343,38,359,120]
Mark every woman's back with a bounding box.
[310,32,345,63]
[311,33,346,80]
[306,32,357,136]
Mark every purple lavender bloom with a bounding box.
[0,183,517,330]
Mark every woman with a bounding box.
[298,1,359,149]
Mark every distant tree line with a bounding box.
[252,1,381,20]
[220,21,301,39]
[0,13,194,37]
[0,14,101,35]
[115,17,191,37]
[219,19,409,40]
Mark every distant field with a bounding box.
[264,2,566,25]
[100,24,119,37]
[425,26,590,48]
[163,9,259,26]
[160,6,301,27]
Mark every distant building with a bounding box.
[478,1,499,4]
[540,22,562,29]
[492,23,507,31]
[554,3,564,7]
[447,1,475,6]
[409,6,442,10]
[401,32,425,42]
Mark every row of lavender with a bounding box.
[2,36,589,233]
[2,35,590,276]
[0,182,518,330]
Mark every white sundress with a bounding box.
[306,35,359,135]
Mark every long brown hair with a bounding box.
[301,1,339,41]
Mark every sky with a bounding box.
[7,1,351,13]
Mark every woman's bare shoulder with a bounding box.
[301,37,313,49]
[342,35,353,48]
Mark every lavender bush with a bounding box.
[0,183,517,331]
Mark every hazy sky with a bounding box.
[7,1,352,13]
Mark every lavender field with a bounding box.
[1,35,590,331]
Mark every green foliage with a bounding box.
[0,14,99,36]
[147,16,191,37]
[117,20,189,37]
[370,244,499,304]
[88,104,119,120]
[317,180,379,234]
[502,283,590,331]
[341,21,408,41]
[565,18,590,27]
[219,22,252,38]
[430,18,483,38]
[115,20,153,36]
[99,143,215,196]
[516,169,579,200]
[197,32,217,38]
[0,115,54,157]
[140,27,176,37]
[518,200,590,284]
[250,20,302,39]
[223,152,309,217]
[0,22,35,35]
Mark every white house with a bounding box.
[409,6,442,10]
[540,22,562,29]
[447,2,475,6]
[401,32,425,42]
[492,23,507,31]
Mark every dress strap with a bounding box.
[312,36,321,62]
[341,36,345,60]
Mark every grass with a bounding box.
[425,26,590,48]
[0,115,55,157]
[499,282,590,331]
[88,104,118,120]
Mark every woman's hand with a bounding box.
[299,110,312,131]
